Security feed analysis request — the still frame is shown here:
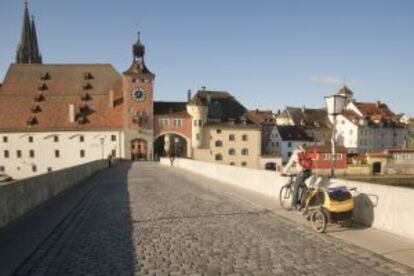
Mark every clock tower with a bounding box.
[123,32,155,160]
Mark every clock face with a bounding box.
[132,88,146,102]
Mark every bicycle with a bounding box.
[279,174,308,211]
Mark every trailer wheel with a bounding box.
[310,209,327,233]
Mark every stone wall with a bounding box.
[0,160,106,229]
[161,158,414,240]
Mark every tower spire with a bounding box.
[16,1,32,63]
[15,2,42,64]
[30,15,42,64]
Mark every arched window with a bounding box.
[242,134,248,141]
[241,161,247,167]
[229,134,235,141]
[242,148,249,155]
[215,140,223,147]
[228,148,236,155]
[215,154,223,161]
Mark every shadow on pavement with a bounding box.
[0,161,137,276]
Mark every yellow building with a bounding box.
[187,90,261,169]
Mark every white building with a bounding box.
[333,86,407,153]
[0,22,157,179]
[267,125,313,163]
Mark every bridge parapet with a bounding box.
[0,160,108,229]
[161,158,414,241]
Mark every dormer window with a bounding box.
[84,72,94,80]
[26,116,38,126]
[40,72,51,81]
[38,82,48,91]
[81,92,91,101]
[31,104,41,113]
[34,91,45,102]
[77,115,87,125]
[83,82,93,90]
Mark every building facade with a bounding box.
[0,4,157,179]
[187,90,262,169]
[333,86,407,153]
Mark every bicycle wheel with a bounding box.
[310,209,327,233]
[279,184,292,210]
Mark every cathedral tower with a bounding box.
[16,2,42,64]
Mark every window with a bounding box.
[80,150,85,158]
[276,142,280,148]
[29,150,35,158]
[229,134,235,141]
[55,150,60,158]
[17,150,22,158]
[111,149,116,158]
[159,118,168,127]
[198,120,202,126]
[47,167,52,172]
[241,161,247,167]
[32,165,37,172]
[4,150,9,158]
[0,166,4,172]
[196,133,200,140]
[28,136,33,143]
[194,120,198,127]
[216,129,222,134]
[215,154,223,161]
[215,140,223,147]
[3,136,7,143]
[228,148,236,155]
[54,136,59,142]
[242,148,249,155]
[242,134,248,141]
[80,135,84,142]
[287,142,292,148]
[173,119,182,128]
[111,135,116,141]
[230,162,235,166]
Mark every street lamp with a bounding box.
[99,137,105,160]
[325,94,346,177]
[174,137,179,158]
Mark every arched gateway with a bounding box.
[153,133,188,161]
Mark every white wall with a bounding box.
[0,160,106,229]
[0,131,123,179]
[162,158,414,240]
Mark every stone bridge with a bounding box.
[0,162,411,275]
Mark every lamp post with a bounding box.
[99,137,105,160]
[325,94,346,177]
[174,137,179,158]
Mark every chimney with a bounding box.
[302,106,306,113]
[376,101,381,108]
[187,89,192,103]
[206,92,211,104]
[69,104,76,123]
[108,90,114,108]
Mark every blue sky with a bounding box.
[1,1,413,115]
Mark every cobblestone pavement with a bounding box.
[13,162,411,275]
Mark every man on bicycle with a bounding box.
[282,146,315,210]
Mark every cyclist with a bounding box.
[282,146,316,210]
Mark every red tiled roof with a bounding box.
[246,109,276,125]
[0,64,124,131]
[154,101,190,118]
[354,101,395,119]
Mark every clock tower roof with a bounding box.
[124,31,154,79]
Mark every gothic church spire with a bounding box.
[16,2,42,64]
